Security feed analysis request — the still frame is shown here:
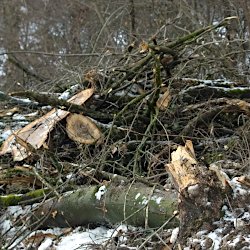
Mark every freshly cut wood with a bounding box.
[66,114,103,144]
[166,140,199,191]
[166,140,226,241]
[31,183,178,229]
[0,88,94,161]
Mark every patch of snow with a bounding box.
[196,230,208,237]
[222,206,234,222]
[135,193,140,199]
[95,185,107,200]
[243,236,250,245]
[59,92,70,100]
[25,111,39,117]
[0,219,12,234]
[20,22,39,47]
[206,201,211,206]
[107,224,128,243]
[0,205,37,248]
[14,121,29,127]
[59,84,80,100]
[0,48,7,77]
[223,86,250,91]
[228,236,240,247]
[12,114,26,120]
[230,177,248,197]
[56,226,109,250]
[66,173,74,179]
[31,225,133,249]
[170,227,179,244]
[20,6,28,14]
[206,230,222,250]
[151,195,162,204]
[141,196,148,205]
[38,238,53,250]
[242,212,250,219]
[12,97,32,103]
[187,184,199,197]
[0,129,12,140]
[41,105,52,110]
[8,205,27,218]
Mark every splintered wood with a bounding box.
[0,88,94,161]
[166,140,200,191]
[166,140,226,240]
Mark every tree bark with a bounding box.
[166,140,229,241]
[31,183,178,229]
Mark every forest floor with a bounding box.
[1,18,250,249]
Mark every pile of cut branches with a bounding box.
[1,17,250,248]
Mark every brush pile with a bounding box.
[1,17,250,248]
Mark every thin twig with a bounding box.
[138,212,179,250]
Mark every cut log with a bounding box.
[31,183,178,229]
[66,114,103,144]
[0,88,94,161]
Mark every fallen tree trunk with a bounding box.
[31,182,178,229]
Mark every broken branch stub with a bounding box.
[166,140,225,240]
[66,114,103,144]
[166,140,200,191]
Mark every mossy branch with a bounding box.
[0,189,50,207]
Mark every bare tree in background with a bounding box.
[0,0,249,92]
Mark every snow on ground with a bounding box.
[185,177,250,249]
[1,176,250,249]
[0,205,136,249]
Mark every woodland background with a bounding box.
[1,0,250,249]
[0,0,249,92]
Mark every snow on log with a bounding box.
[31,183,178,229]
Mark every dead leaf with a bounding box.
[0,176,43,187]
[156,89,171,110]
[139,41,149,53]
[24,232,56,248]
[209,163,231,189]
[237,176,250,188]
[51,210,58,218]
[42,142,49,149]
